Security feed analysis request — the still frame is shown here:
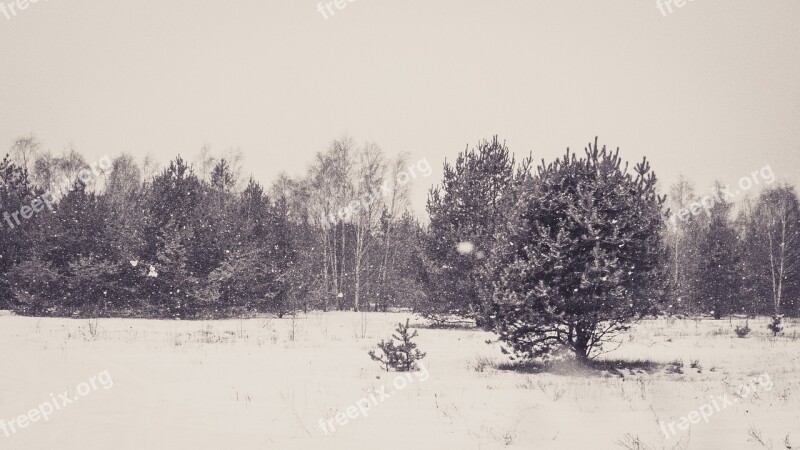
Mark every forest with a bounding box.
[0,133,797,326]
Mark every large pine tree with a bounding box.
[422,137,527,324]
[488,139,668,361]
[143,157,212,318]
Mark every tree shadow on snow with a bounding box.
[498,358,663,378]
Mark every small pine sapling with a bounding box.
[735,321,751,338]
[368,319,426,372]
[768,314,783,336]
[369,339,399,372]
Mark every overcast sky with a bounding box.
[1,0,799,213]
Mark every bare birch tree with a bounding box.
[353,142,386,311]
[10,134,40,176]
[753,185,800,315]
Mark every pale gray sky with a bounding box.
[1,0,799,212]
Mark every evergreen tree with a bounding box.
[143,157,216,318]
[382,214,428,312]
[0,154,33,305]
[368,319,427,372]
[145,223,210,318]
[4,176,135,316]
[102,154,149,313]
[422,137,528,324]
[206,178,295,315]
[488,139,667,361]
[694,185,743,319]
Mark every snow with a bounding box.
[457,241,475,255]
[1,313,799,449]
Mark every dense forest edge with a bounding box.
[0,134,797,359]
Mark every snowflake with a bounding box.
[456,241,475,255]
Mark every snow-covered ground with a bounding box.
[1,312,799,449]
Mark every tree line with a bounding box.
[0,133,797,338]
[0,134,427,318]
[664,175,800,318]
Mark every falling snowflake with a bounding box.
[456,241,475,255]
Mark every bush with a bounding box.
[666,359,684,375]
[768,315,783,336]
[735,322,751,338]
[368,319,426,371]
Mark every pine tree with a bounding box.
[487,139,668,361]
[368,319,426,372]
[6,256,65,315]
[422,137,529,324]
[205,178,296,316]
[694,187,743,319]
[142,157,218,318]
[146,224,210,318]
[380,214,428,312]
[0,154,33,305]
[13,181,124,316]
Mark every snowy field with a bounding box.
[2,312,799,450]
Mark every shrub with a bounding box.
[368,319,426,372]
[735,322,751,338]
[472,356,497,373]
[666,359,684,375]
[768,315,783,336]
